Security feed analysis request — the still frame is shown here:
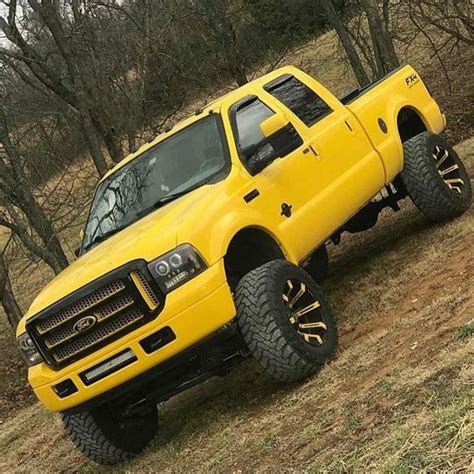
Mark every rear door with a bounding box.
[262,73,386,249]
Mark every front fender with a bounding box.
[178,204,292,266]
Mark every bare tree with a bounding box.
[0,244,22,329]
[360,0,400,76]
[194,0,248,86]
[0,0,110,175]
[0,104,69,274]
[318,0,371,86]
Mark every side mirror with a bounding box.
[260,113,288,139]
[245,113,303,175]
[250,113,303,175]
[244,115,289,175]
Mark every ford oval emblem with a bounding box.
[73,315,97,333]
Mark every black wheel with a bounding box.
[235,260,337,383]
[61,399,158,465]
[401,132,471,222]
[303,245,329,283]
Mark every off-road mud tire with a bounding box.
[401,132,471,222]
[61,401,158,465]
[235,260,337,383]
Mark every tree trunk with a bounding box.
[0,251,22,329]
[28,0,110,176]
[361,0,400,75]
[92,118,124,163]
[16,193,69,272]
[0,203,65,274]
[80,109,109,176]
[319,1,371,86]
[103,128,124,163]
[222,16,248,86]
[128,130,137,152]
[367,17,387,77]
[200,0,248,86]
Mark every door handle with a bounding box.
[303,145,320,158]
[345,119,356,134]
[309,144,319,156]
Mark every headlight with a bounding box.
[17,332,43,367]
[148,244,207,293]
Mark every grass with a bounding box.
[458,322,474,339]
[0,14,473,474]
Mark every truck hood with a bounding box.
[20,185,212,328]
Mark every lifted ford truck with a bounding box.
[16,65,471,464]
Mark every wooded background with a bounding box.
[0,0,472,330]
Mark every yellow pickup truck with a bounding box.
[16,65,471,464]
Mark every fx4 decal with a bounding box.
[405,73,419,87]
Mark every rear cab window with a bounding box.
[264,74,333,126]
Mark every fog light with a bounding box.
[80,349,137,386]
[54,379,78,398]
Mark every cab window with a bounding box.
[234,98,277,168]
[265,75,332,126]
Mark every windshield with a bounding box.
[82,114,227,251]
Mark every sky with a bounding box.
[0,3,11,47]
[0,3,6,47]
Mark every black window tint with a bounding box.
[266,76,332,126]
[235,99,274,150]
[235,99,276,165]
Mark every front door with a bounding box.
[229,75,385,262]
[229,95,327,260]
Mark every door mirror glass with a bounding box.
[245,143,278,175]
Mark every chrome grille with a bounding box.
[53,310,143,363]
[36,280,126,334]
[28,268,162,369]
[44,295,134,349]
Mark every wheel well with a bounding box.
[397,107,427,143]
[224,228,285,290]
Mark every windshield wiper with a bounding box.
[155,182,208,206]
[83,223,129,251]
[137,182,209,218]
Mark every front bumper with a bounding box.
[29,260,236,412]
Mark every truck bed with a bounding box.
[339,67,403,105]
[339,65,445,183]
